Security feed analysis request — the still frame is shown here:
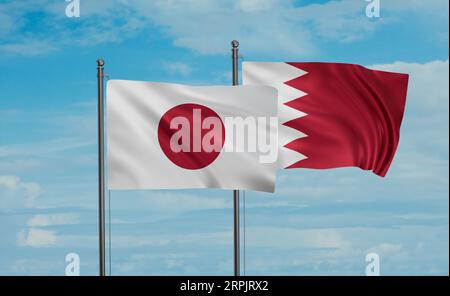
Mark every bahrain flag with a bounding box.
[243,62,409,177]
[107,80,278,192]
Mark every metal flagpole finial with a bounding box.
[231,40,239,48]
[97,58,105,68]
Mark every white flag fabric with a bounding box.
[243,62,308,169]
[107,80,278,192]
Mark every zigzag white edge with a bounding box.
[242,62,308,168]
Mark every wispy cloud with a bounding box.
[163,62,192,76]
[27,213,79,227]
[0,0,145,56]
[0,39,56,56]
[16,228,57,248]
[1,0,447,56]
[0,175,41,208]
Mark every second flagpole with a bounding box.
[97,58,106,276]
[231,40,240,276]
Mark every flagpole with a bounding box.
[231,40,240,276]
[97,59,106,276]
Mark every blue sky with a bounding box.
[0,0,448,275]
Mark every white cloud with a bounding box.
[368,243,403,257]
[2,0,447,56]
[164,62,192,76]
[294,0,384,43]
[0,137,95,158]
[0,39,55,56]
[115,251,200,274]
[0,175,41,208]
[17,228,57,247]
[0,8,15,38]
[8,259,60,275]
[234,0,286,12]
[132,0,315,55]
[15,213,79,249]
[0,175,21,190]
[30,226,347,252]
[245,226,351,250]
[115,0,448,55]
[0,159,41,172]
[144,192,230,212]
[0,0,145,55]
[27,213,79,227]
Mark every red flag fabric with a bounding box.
[243,62,409,177]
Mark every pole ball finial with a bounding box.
[231,40,239,48]
[97,59,105,67]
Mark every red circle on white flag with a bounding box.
[157,103,225,170]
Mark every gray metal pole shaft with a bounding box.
[97,59,106,276]
[231,40,240,276]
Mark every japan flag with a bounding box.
[107,80,278,192]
